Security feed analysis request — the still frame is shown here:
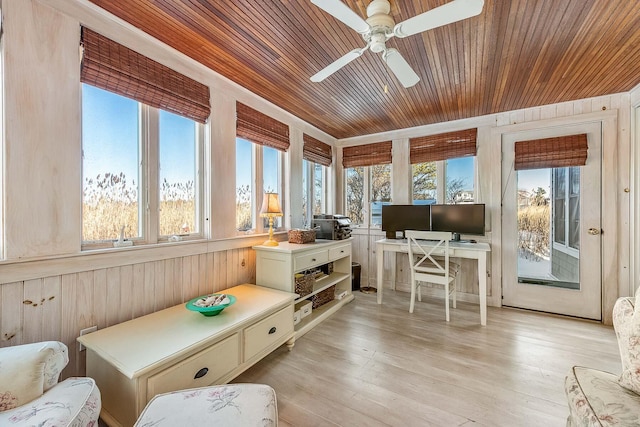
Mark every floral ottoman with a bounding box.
[134,383,278,426]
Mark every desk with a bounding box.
[375,238,491,325]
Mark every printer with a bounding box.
[312,214,352,240]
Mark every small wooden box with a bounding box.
[288,229,316,244]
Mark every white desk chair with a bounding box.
[406,230,458,321]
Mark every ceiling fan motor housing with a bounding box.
[365,0,395,53]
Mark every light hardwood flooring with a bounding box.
[233,289,621,426]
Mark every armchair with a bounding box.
[564,297,640,426]
[0,341,101,426]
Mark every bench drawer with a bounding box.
[147,333,239,400]
[244,306,293,361]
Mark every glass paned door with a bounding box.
[502,122,602,320]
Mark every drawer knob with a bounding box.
[311,258,316,262]
[268,326,277,334]
[194,367,209,379]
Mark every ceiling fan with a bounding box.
[310,0,484,88]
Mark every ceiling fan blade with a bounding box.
[383,48,420,88]
[311,0,370,34]
[310,48,366,82]
[393,0,484,38]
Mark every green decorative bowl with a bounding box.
[186,294,236,317]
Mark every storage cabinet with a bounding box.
[254,239,354,338]
[77,284,296,427]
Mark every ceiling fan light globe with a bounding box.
[371,41,385,53]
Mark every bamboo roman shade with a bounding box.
[236,102,290,151]
[80,27,211,123]
[342,141,392,168]
[409,128,477,164]
[514,134,588,170]
[303,134,332,166]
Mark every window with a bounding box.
[410,129,477,204]
[80,28,209,247]
[302,134,331,227]
[411,158,475,205]
[412,161,436,203]
[235,138,284,233]
[263,146,282,229]
[370,164,392,225]
[343,141,392,227]
[236,138,254,232]
[302,160,328,227]
[159,110,199,236]
[82,85,140,242]
[446,157,475,204]
[82,85,203,246]
[345,167,365,225]
[235,103,288,234]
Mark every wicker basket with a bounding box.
[294,273,314,297]
[312,285,336,309]
[288,229,316,244]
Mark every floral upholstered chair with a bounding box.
[0,341,101,427]
[134,383,278,426]
[565,296,640,426]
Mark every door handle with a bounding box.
[588,228,601,235]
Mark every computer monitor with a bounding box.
[430,203,485,240]
[381,205,431,239]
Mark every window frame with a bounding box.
[344,164,392,229]
[302,159,328,227]
[235,137,285,236]
[81,84,205,250]
[411,157,477,205]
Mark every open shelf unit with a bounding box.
[297,272,350,303]
[253,239,354,339]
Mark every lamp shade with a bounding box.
[260,193,283,217]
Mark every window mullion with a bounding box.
[145,106,159,244]
[254,144,264,233]
[196,123,206,238]
[365,166,371,228]
[436,161,446,203]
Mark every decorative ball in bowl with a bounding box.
[186,293,236,317]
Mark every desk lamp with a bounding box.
[260,192,283,246]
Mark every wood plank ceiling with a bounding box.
[87,0,640,139]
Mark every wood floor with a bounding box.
[233,289,621,426]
